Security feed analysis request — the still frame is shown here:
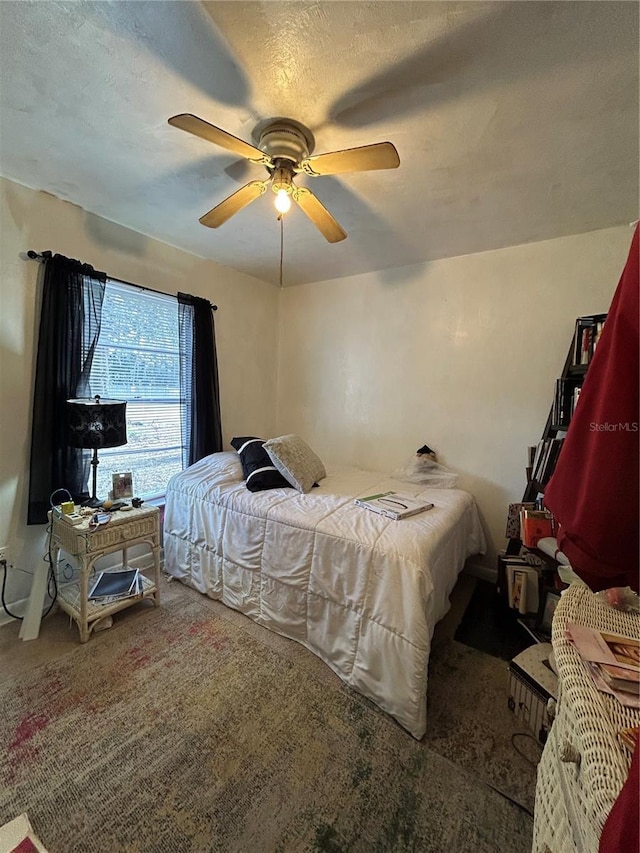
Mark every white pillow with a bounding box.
[264,434,326,493]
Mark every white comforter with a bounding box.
[163,452,486,738]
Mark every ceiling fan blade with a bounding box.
[299,142,400,177]
[169,114,272,166]
[199,181,268,228]
[292,187,347,243]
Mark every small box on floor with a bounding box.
[508,643,558,745]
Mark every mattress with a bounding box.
[163,451,486,738]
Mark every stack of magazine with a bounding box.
[619,725,639,754]
[567,623,640,709]
[354,491,433,520]
[88,568,142,604]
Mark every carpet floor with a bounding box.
[0,575,538,853]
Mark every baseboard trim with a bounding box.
[0,594,30,629]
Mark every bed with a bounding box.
[163,451,486,739]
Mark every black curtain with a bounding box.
[27,254,107,524]
[177,293,223,467]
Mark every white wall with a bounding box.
[1,172,632,615]
[0,176,279,610]
[276,226,632,567]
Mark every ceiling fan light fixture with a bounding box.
[274,189,292,214]
[271,164,293,214]
[271,165,293,193]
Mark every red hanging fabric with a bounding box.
[544,226,639,592]
[598,740,640,853]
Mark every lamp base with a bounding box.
[82,496,103,509]
[83,447,102,508]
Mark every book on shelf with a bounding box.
[578,324,592,365]
[504,559,540,613]
[531,438,565,486]
[570,386,581,418]
[543,438,564,484]
[567,623,640,708]
[519,508,554,548]
[592,317,605,353]
[354,491,433,520]
[531,439,550,484]
[498,550,542,593]
[89,568,141,601]
[552,378,570,425]
[552,378,582,427]
[552,378,564,425]
[505,502,536,539]
[509,568,528,614]
[530,441,545,481]
[572,315,607,368]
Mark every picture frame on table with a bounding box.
[538,588,561,636]
[112,471,133,500]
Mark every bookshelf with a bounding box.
[524,313,607,502]
[499,313,607,635]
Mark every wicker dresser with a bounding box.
[532,584,639,853]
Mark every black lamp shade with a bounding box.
[67,397,127,449]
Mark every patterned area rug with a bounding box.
[1,584,534,853]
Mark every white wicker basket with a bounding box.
[532,584,639,852]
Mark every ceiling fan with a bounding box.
[168,114,400,243]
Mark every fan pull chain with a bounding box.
[278,214,284,288]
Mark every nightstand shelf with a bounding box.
[57,574,157,625]
[49,505,161,642]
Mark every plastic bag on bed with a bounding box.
[392,445,460,489]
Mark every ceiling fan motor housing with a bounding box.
[257,119,314,164]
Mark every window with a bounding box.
[88,281,183,500]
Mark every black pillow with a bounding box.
[230,436,291,492]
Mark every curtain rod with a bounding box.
[25,251,218,310]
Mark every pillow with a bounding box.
[230,436,291,492]
[264,434,326,494]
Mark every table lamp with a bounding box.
[67,395,127,507]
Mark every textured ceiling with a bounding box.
[0,1,637,286]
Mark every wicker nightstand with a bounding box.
[532,584,639,852]
[49,506,161,642]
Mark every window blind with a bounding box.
[88,281,183,499]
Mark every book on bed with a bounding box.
[355,491,433,520]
